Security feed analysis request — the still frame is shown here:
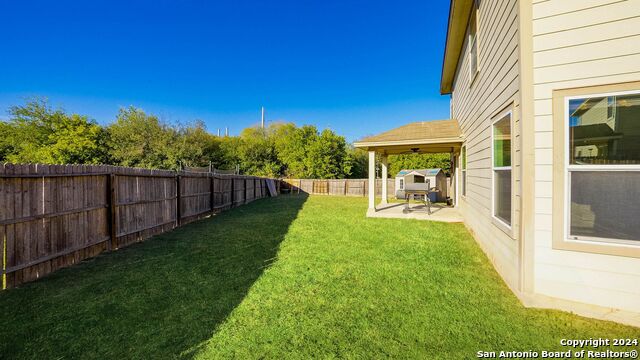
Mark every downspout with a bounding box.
[518,0,536,295]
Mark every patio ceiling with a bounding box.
[353,119,463,155]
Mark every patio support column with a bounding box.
[380,155,388,204]
[368,150,376,210]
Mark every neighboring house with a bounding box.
[395,169,447,202]
[355,0,640,326]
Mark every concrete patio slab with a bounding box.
[367,202,463,223]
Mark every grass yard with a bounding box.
[0,195,637,359]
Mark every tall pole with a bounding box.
[261,107,265,129]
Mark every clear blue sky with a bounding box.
[0,0,451,142]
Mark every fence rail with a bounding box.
[281,179,395,197]
[0,163,272,289]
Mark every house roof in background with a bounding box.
[397,169,442,177]
[440,0,474,94]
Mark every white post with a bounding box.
[368,150,376,210]
[380,155,388,204]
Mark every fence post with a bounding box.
[244,177,248,204]
[107,173,118,250]
[176,174,182,226]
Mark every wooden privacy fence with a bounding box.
[282,179,395,197]
[0,164,271,289]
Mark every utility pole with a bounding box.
[261,106,265,128]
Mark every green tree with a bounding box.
[274,124,318,178]
[175,120,223,168]
[2,99,108,164]
[344,147,368,178]
[0,121,14,161]
[305,129,349,179]
[237,126,281,177]
[107,107,179,169]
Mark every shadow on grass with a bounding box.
[0,194,308,360]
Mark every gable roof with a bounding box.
[440,0,475,95]
[353,119,463,154]
[397,169,442,177]
[355,119,462,144]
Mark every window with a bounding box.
[607,96,616,119]
[553,82,640,258]
[468,1,479,80]
[566,91,640,243]
[492,112,512,228]
[399,178,404,190]
[461,146,467,197]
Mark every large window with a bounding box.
[461,146,467,197]
[468,1,479,81]
[492,112,512,227]
[565,90,640,244]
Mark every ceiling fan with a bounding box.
[398,147,421,154]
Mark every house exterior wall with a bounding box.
[531,0,640,312]
[451,0,522,291]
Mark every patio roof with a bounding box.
[353,119,463,154]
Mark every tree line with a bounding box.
[0,99,450,178]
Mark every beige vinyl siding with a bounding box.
[451,0,522,290]
[532,0,640,312]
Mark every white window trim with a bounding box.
[460,145,467,199]
[563,89,640,247]
[491,109,513,233]
[468,0,480,86]
[399,178,404,190]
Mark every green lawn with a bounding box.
[0,195,637,359]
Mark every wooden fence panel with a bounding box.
[233,178,245,206]
[282,179,395,198]
[180,173,212,224]
[347,180,366,196]
[328,180,346,195]
[0,164,273,289]
[115,170,177,248]
[299,179,314,193]
[245,177,255,203]
[0,165,111,287]
[213,176,233,210]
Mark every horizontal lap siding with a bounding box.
[532,0,640,312]
[451,0,521,291]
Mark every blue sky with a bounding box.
[0,0,451,141]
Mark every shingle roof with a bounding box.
[355,119,462,144]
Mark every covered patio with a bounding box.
[353,119,464,222]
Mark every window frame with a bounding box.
[467,0,480,85]
[552,82,640,258]
[491,109,514,233]
[399,178,404,190]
